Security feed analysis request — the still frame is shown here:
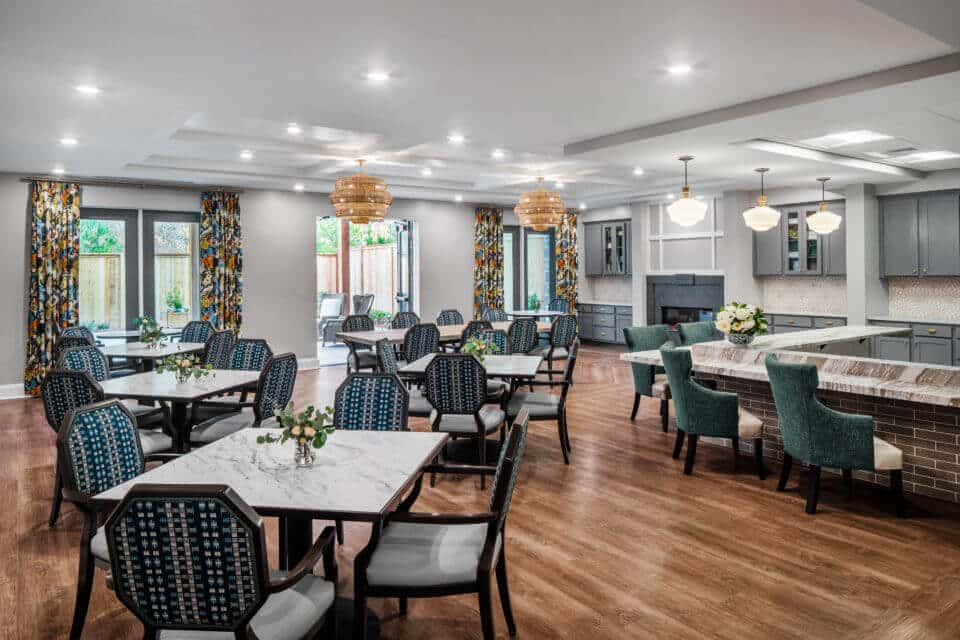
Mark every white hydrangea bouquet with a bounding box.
[715,302,768,346]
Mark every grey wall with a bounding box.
[718,190,763,305]
[0,175,30,389]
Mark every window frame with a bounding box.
[78,207,140,330]
[522,226,556,310]
[142,210,202,324]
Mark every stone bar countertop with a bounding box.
[621,325,960,407]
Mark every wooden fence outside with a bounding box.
[317,244,398,313]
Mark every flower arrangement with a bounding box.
[715,302,768,346]
[156,353,213,383]
[257,402,336,467]
[135,315,165,348]
[461,336,501,363]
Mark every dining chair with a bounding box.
[660,344,766,479]
[190,353,296,446]
[483,308,508,322]
[180,319,214,343]
[765,354,905,516]
[678,320,718,345]
[623,325,671,429]
[203,329,236,368]
[41,370,174,527]
[56,399,177,639]
[53,335,94,362]
[354,412,530,640]
[403,323,440,364]
[105,483,338,639]
[318,292,346,346]
[392,311,420,330]
[426,354,505,489]
[343,314,378,374]
[507,318,538,354]
[478,329,510,355]
[461,319,493,343]
[531,314,577,379]
[548,298,570,313]
[507,342,578,463]
[230,338,274,400]
[437,309,464,326]
[376,339,432,418]
[354,293,375,314]
[61,326,98,345]
[334,373,410,431]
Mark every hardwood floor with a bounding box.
[6,342,960,639]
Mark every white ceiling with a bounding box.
[0,0,958,207]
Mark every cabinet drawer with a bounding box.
[592,326,615,342]
[592,305,615,314]
[615,306,632,318]
[579,304,593,313]
[773,315,813,328]
[593,313,616,328]
[774,326,808,334]
[875,336,911,362]
[615,317,630,344]
[913,324,952,338]
[814,317,845,328]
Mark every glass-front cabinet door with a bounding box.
[613,223,626,273]
[783,207,821,274]
[785,210,802,273]
[803,205,821,273]
[603,224,614,273]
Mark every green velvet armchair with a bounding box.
[678,321,717,345]
[623,325,671,430]
[660,345,766,478]
[764,354,905,516]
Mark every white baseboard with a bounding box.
[297,357,320,370]
[0,383,27,400]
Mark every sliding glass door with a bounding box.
[78,209,138,330]
[143,211,201,328]
[524,228,555,311]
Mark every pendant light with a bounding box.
[741,168,781,232]
[329,159,393,224]
[666,155,708,226]
[515,176,566,231]
[806,177,842,235]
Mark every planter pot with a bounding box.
[726,333,755,347]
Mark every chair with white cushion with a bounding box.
[660,344,766,479]
[354,412,529,640]
[623,325,671,430]
[343,314,378,374]
[765,353,905,516]
[377,339,432,418]
[105,483,337,639]
[531,313,577,379]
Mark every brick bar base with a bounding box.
[696,373,960,503]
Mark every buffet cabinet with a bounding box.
[579,304,631,344]
[880,191,960,277]
[766,314,846,334]
[869,320,960,367]
[753,201,846,277]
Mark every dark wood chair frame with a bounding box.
[508,343,578,464]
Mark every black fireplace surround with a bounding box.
[646,275,724,327]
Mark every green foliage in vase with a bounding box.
[135,315,165,346]
[257,402,336,449]
[155,353,213,382]
[461,336,501,362]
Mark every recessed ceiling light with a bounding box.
[801,130,893,149]
[293,183,305,192]
[579,202,587,210]
[421,167,433,176]
[286,123,302,135]
[454,194,464,202]
[240,150,253,160]
[554,180,565,189]
[667,193,677,200]
[667,64,692,75]
[51,167,65,175]
[75,85,100,95]
[447,133,466,145]
[60,137,78,146]
[366,71,390,83]
[490,148,506,160]
[894,150,960,164]
[633,167,645,176]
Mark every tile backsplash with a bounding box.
[759,276,847,315]
[580,276,631,304]
[888,277,960,322]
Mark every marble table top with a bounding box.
[507,309,564,318]
[100,341,206,359]
[400,353,543,378]
[100,369,261,401]
[337,321,551,346]
[621,325,960,407]
[93,429,450,521]
[95,328,182,339]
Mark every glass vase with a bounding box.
[294,440,316,468]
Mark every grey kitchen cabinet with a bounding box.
[753,219,783,276]
[579,304,631,344]
[752,201,844,276]
[881,192,960,277]
[584,220,631,276]
[823,204,846,276]
[881,196,920,276]
[875,336,911,362]
[912,337,953,366]
[584,225,605,276]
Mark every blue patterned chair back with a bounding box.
[508,318,538,354]
[334,373,409,431]
[353,294,375,315]
[479,329,509,355]
[41,370,104,433]
[461,320,492,343]
[229,339,272,371]
[483,308,508,322]
[436,309,464,326]
[62,326,97,344]
[180,320,214,344]
[403,323,440,363]
[425,354,486,415]
[375,339,398,374]
[488,410,529,533]
[550,314,578,348]
[57,400,145,497]
[344,314,374,332]
[58,345,110,382]
[54,335,94,361]
[203,330,236,368]
[254,353,298,422]
[106,484,269,634]
[391,311,420,330]
[548,298,570,313]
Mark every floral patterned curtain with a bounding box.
[555,209,578,313]
[24,181,81,394]
[200,192,243,332]
[473,207,504,318]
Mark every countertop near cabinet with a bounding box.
[869,315,959,325]
[621,325,960,407]
[578,299,631,306]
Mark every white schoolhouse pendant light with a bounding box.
[666,155,708,226]
[806,177,842,235]
[741,168,781,231]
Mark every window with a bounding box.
[503,227,520,310]
[524,228,555,310]
[144,212,201,328]
[78,209,138,330]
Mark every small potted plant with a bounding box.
[165,287,189,327]
[461,336,501,363]
[156,353,213,384]
[257,402,336,468]
[135,315,165,348]
[715,302,768,346]
[527,293,541,311]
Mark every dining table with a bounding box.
[93,428,449,639]
[100,341,207,371]
[336,320,552,346]
[100,368,261,451]
[94,327,183,343]
[398,352,543,379]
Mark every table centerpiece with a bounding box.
[715,302,768,346]
[257,402,336,468]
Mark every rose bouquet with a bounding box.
[155,353,213,383]
[714,302,768,346]
[136,315,165,348]
[256,402,336,467]
[460,336,501,363]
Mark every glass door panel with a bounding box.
[614,223,626,273]
[503,231,515,312]
[785,210,801,273]
[144,212,200,328]
[348,220,410,316]
[79,218,127,330]
[603,225,614,273]
[804,206,820,273]
[524,229,555,311]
